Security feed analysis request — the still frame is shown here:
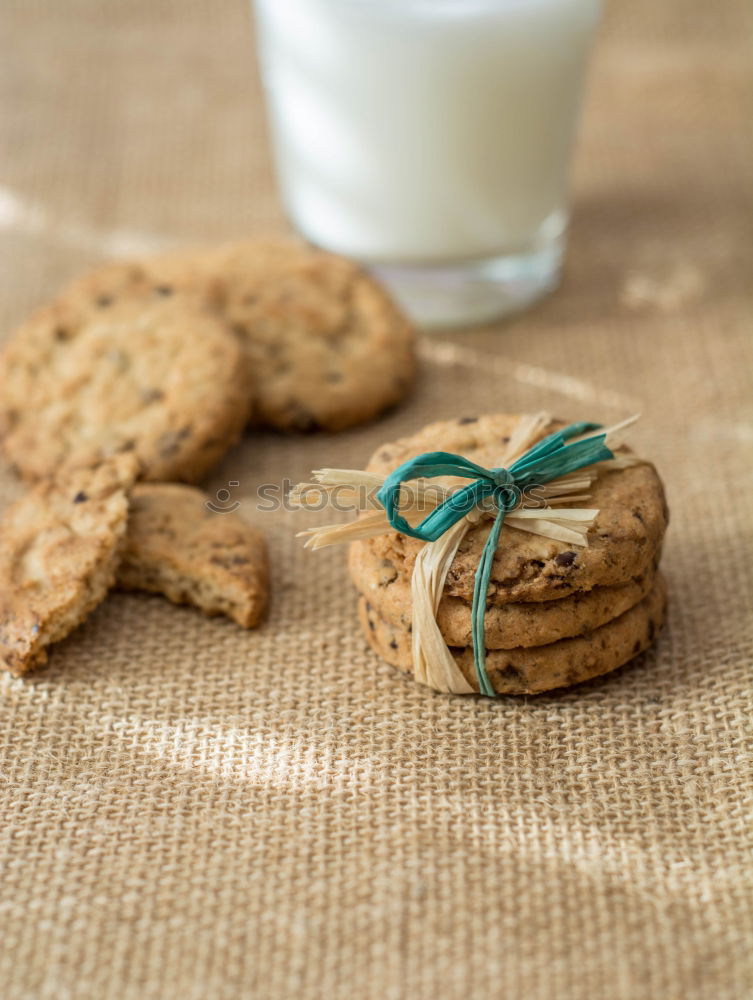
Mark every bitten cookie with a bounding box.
[366,414,669,604]
[348,538,659,649]
[0,286,253,483]
[199,239,417,432]
[0,456,136,676]
[359,574,668,695]
[117,484,269,628]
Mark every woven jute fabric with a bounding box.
[1,1,751,998]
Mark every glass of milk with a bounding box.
[253,0,600,328]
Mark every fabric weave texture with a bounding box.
[0,1,751,998]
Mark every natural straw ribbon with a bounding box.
[291,414,642,696]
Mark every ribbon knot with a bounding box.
[490,467,518,512]
[491,467,514,487]
[375,421,614,696]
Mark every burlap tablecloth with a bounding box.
[1,1,751,998]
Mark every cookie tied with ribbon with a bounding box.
[291,413,669,696]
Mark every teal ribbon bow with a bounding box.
[376,422,614,697]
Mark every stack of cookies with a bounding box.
[0,238,417,675]
[349,414,669,695]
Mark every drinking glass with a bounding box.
[253,0,600,328]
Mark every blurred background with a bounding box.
[1,3,751,1000]
[3,0,751,337]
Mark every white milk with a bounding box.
[254,0,600,324]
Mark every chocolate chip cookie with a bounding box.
[365,414,669,604]
[0,287,253,483]
[359,573,668,695]
[117,483,269,628]
[0,455,137,675]
[349,538,658,648]
[33,239,416,435]
[191,239,417,432]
